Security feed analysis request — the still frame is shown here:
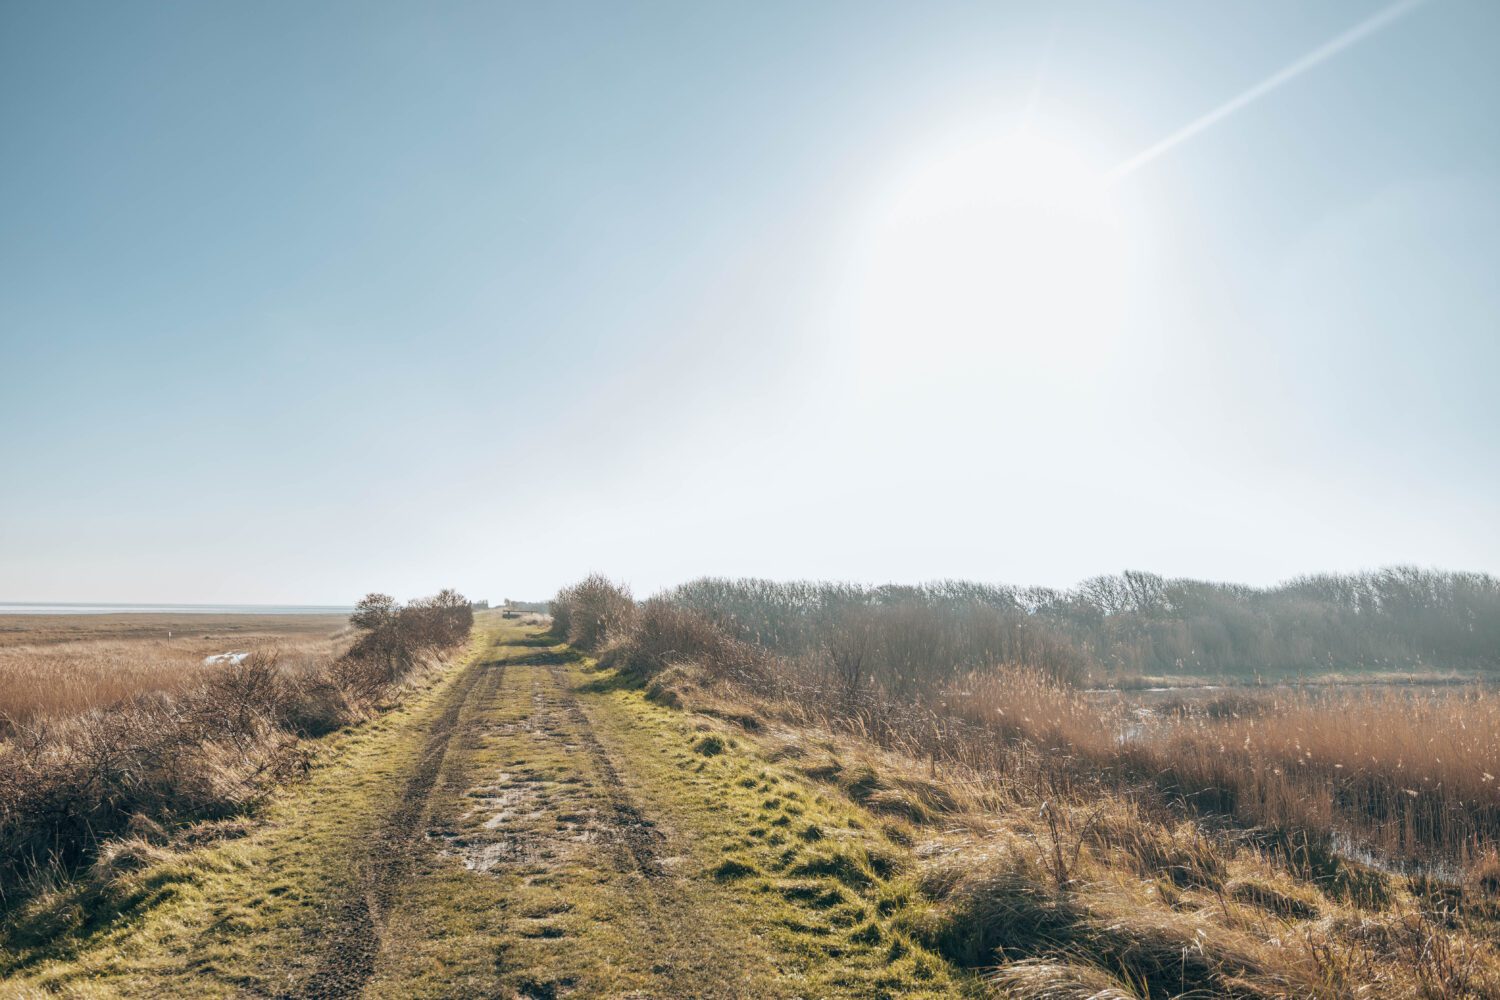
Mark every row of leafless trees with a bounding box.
[659,568,1500,681]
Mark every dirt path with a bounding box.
[544,662,666,878]
[289,653,502,998]
[391,643,771,999]
[264,627,781,999]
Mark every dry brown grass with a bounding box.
[767,659,1500,876]
[554,580,1500,995]
[1131,687,1500,870]
[0,615,351,730]
[0,603,468,904]
[940,666,1123,757]
[0,611,349,649]
[745,701,1500,998]
[0,658,313,898]
[717,690,1500,998]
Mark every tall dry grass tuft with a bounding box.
[938,666,1118,757]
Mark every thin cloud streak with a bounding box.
[1110,0,1430,181]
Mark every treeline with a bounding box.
[549,573,1500,868]
[0,589,473,904]
[660,568,1500,681]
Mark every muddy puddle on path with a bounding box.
[429,669,625,877]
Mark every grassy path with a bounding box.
[292,635,502,997]
[2,619,967,998]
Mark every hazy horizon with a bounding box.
[4,0,1498,604]
[3,562,1496,611]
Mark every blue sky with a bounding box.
[2,0,1497,603]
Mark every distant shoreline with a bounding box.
[0,603,354,616]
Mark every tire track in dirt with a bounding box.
[543,662,666,877]
[286,655,502,1000]
[529,660,760,999]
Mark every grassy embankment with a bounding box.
[0,618,498,997]
[0,597,474,941]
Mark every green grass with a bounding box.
[0,625,977,998]
[572,662,976,998]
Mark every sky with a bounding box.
[2,0,1497,604]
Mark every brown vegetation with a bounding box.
[558,576,1500,872]
[550,574,1500,998]
[1131,687,1500,869]
[0,592,474,904]
[0,618,349,732]
[660,570,1500,683]
[0,611,350,650]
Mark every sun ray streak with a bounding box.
[1109,0,1431,182]
[1018,18,1060,135]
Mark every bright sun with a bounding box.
[848,131,1128,386]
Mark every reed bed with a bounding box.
[1131,687,1500,869]
[927,668,1500,868]
[0,632,349,731]
[853,667,1500,872]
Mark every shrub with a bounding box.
[0,689,306,897]
[551,575,634,652]
[602,598,769,684]
[345,589,473,682]
[549,585,574,641]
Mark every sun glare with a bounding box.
[849,131,1128,386]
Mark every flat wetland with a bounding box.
[0,611,350,648]
[0,612,353,728]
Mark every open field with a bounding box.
[0,612,351,649]
[0,614,352,728]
